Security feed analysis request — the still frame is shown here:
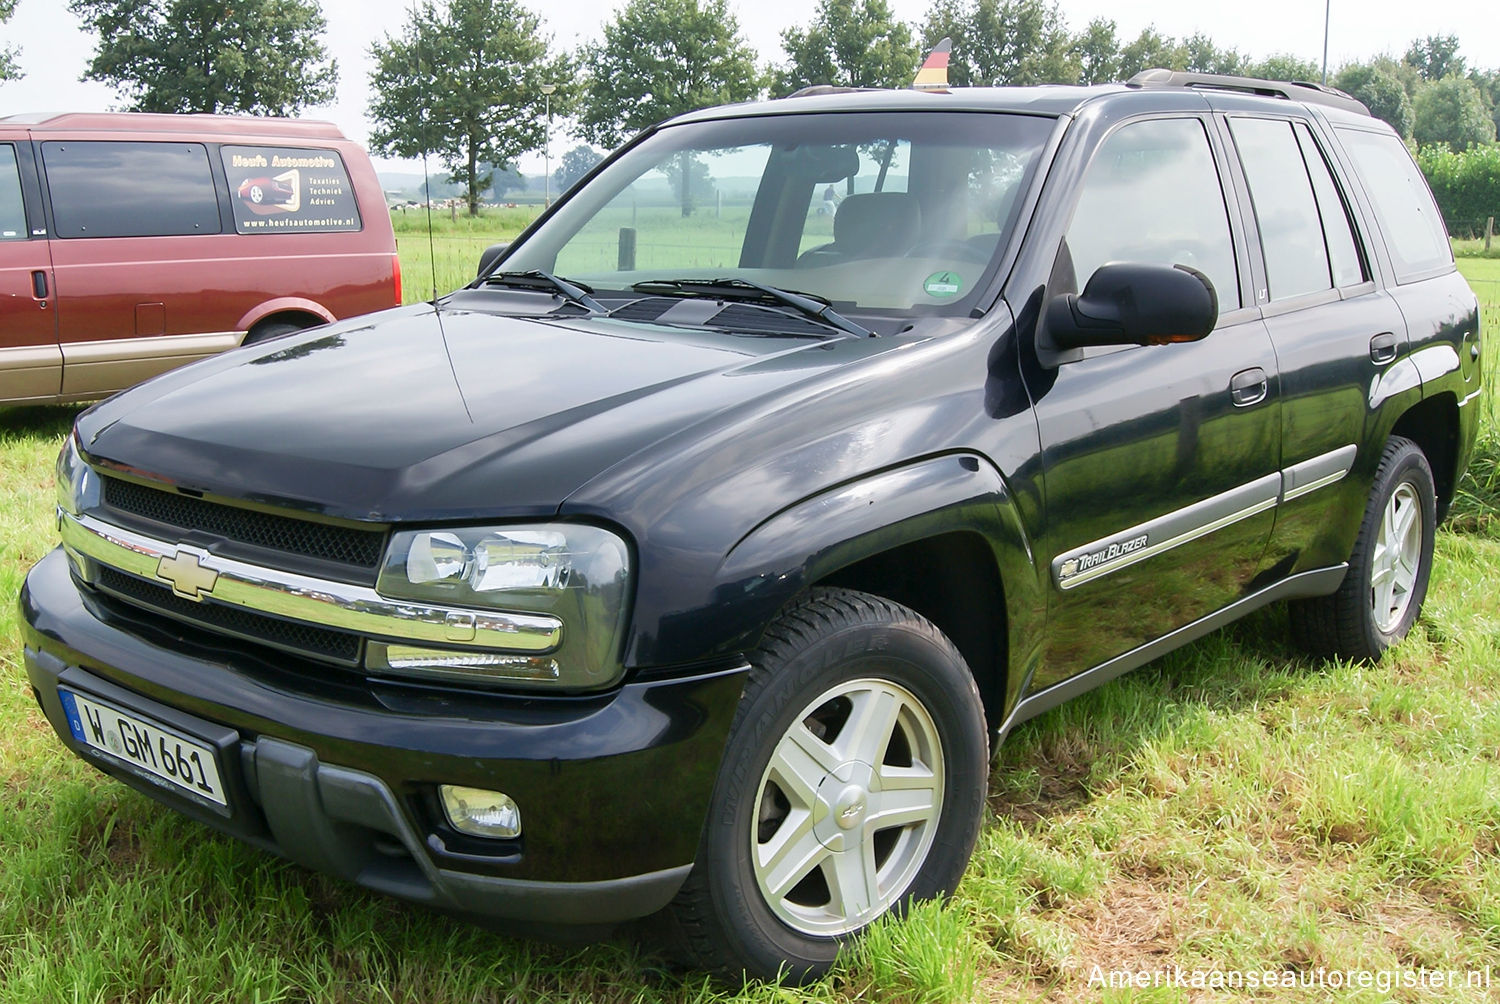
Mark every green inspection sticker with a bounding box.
[923,271,963,298]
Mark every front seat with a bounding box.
[798,192,923,265]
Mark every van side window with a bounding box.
[1066,117,1240,309]
[1336,128,1452,281]
[220,146,363,234]
[1228,117,1332,300]
[0,145,26,241]
[42,141,221,239]
[1294,123,1366,288]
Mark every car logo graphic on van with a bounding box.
[155,547,219,602]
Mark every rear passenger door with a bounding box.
[0,139,59,402]
[1218,112,1411,576]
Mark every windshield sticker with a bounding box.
[923,271,963,298]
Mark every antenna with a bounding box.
[413,3,439,303]
[410,1,471,422]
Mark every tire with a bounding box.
[666,587,989,983]
[241,320,305,346]
[1288,436,1436,662]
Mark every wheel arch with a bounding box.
[234,298,336,340]
[708,453,1044,734]
[1389,391,1460,521]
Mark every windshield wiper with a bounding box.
[483,270,606,314]
[630,278,875,339]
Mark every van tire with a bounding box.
[243,320,306,346]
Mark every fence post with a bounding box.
[1486,216,1494,252]
[618,227,636,271]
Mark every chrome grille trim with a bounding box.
[60,510,563,654]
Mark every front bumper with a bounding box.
[20,547,748,925]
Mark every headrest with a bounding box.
[833,193,922,252]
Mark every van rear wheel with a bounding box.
[242,320,306,346]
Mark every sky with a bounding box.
[0,0,1493,177]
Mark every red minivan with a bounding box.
[0,112,400,406]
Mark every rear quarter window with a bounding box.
[43,141,221,238]
[1337,128,1451,282]
[220,146,362,234]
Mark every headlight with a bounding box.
[375,524,631,690]
[55,432,99,516]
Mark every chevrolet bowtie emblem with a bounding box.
[155,547,219,601]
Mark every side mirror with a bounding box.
[1046,263,1218,350]
[476,242,510,278]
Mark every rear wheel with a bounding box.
[667,588,988,983]
[1289,436,1435,661]
[242,320,306,346]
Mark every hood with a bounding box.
[77,301,902,522]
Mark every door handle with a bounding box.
[1369,331,1397,365]
[31,270,48,299]
[1230,367,1268,407]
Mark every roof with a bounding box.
[0,111,347,140]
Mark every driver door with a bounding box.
[1027,115,1281,689]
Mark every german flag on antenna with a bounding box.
[912,37,951,91]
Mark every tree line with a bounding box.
[5,0,1497,218]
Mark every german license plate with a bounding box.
[58,689,227,807]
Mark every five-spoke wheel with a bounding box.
[667,588,988,983]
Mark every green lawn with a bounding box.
[0,259,1497,1001]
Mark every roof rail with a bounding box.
[1126,68,1370,117]
[785,84,884,99]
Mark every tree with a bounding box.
[368,0,570,217]
[579,0,761,149]
[1469,69,1500,140]
[0,0,21,81]
[68,0,337,115]
[1243,53,1320,82]
[1412,75,1496,150]
[1069,17,1119,85]
[1117,27,1185,80]
[1334,60,1415,139]
[921,0,1078,87]
[553,144,604,194]
[1404,34,1465,82]
[1182,33,1243,76]
[771,0,918,96]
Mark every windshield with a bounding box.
[500,110,1054,317]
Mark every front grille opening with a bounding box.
[95,565,363,666]
[101,476,386,572]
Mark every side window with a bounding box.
[42,141,221,238]
[1229,117,1331,300]
[1294,123,1365,288]
[0,144,26,241]
[220,146,362,234]
[1337,128,1452,281]
[1067,118,1240,310]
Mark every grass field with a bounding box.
[1,254,1498,1002]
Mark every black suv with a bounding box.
[20,70,1481,981]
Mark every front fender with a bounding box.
[630,453,1044,698]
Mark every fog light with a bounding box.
[439,785,521,839]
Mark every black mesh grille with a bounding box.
[608,297,677,323]
[708,303,837,336]
[96,566,362,665]
[102,477,385,570]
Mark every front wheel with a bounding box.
[1289,436,1436,661]
[667,588,988,982]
